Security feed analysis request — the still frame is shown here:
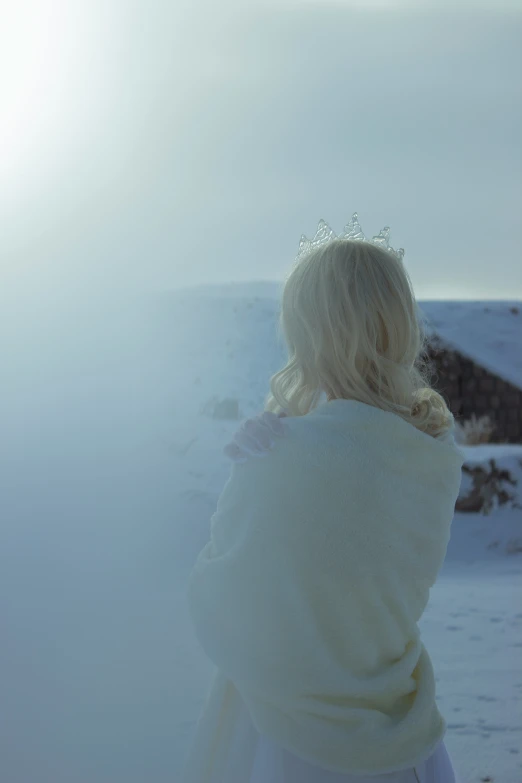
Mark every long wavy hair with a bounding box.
[263,238,453,438]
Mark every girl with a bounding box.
[181,215,465,783]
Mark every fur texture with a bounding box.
[184,398,465,779]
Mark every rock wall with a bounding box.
[425,336,522,443]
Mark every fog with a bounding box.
[1,2,521,780]
[1,0,521,303]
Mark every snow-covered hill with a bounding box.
[419,300,522,391]
[1,284,521,783]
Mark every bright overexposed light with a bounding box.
[0,2,90,194]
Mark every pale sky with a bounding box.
[1,0,521,307]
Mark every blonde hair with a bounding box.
[264,238,453,438]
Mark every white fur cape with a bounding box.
[183,399,464,779]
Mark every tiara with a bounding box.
[295,212,405,263]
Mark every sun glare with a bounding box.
[0,2,86,192]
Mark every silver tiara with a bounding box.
[295,212,405,263]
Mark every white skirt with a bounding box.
[250,732,461,783]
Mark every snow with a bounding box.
[1,284,521,783]
[460,445,522,462]
[419,300,522,391]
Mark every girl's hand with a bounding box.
[223,411,288,463]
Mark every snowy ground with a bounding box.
[1,285,521,782]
